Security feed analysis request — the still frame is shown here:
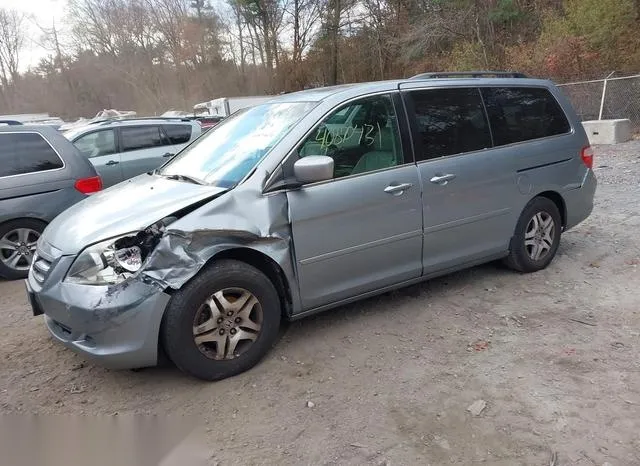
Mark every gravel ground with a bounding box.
[1,141,640,465]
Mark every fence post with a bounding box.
[598,79,608,120]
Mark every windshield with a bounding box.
[159,101,315,187]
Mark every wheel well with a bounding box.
[211,248,293,320]
[537,191,566,228]
[0,217,48,229]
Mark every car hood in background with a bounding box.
[42,174,227,254]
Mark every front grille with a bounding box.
[32,253,53,284]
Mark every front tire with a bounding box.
[505,197,562,273]
[161,260,281,381]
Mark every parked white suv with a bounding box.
[62,118,201,188]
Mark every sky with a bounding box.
[4,0,67,71]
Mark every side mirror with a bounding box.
[293,156,334,184]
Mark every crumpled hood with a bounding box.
[42,174,227,254]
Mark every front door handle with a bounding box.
[384,182,413,195]
[163,152,175,158]
[430,173,456,185]
[105,160,119,166]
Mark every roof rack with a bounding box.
[0,119,23,125]
[410,71,529,79]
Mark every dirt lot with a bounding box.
[1,142,640,465]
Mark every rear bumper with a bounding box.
[564,169,597,231]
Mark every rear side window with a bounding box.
[162,124,192,144]
[0,132,64,177]
[481,87,571,146]
[407,88,492,160]
[120,126,166,152]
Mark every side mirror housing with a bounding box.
[293,156,334,184]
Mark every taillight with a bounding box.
[581,146,594,169]
[75,176,103,194]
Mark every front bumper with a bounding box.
[27,249,170,370]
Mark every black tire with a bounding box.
[505,197,562,273]
[161,259,281,381]
[0,219,46,280]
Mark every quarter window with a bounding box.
[120,126,166,152]
[481,87,571,146]
[407,88,492,161]
[162,124,192,144]
[298,94,403,178]
[73,130,116,158]
[0,132,64,177]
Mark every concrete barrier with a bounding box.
[582,119,632,145]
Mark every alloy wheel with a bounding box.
[192,288,263,360]
[0,228,40,272]
[524,212,555,261]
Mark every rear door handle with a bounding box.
[105,160,119,166]
[163,152,175,158]
[384,182,413,195]
[429,173,456,185]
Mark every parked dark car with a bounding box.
[0,126,102,279]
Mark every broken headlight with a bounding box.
[65,235,144,285]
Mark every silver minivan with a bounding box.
[27,74,597,380]
[63,118,201,187]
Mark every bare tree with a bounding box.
[0,8,25,88]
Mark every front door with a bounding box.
[401,86,517,274]
[287,93,423,310]
[72,129,122,187]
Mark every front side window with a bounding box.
[160,102,315,188]
[481,87,571,146]
[407,88,492,161]
[120,126,166,152]
[298,94,403,178]
[163,124,192,144]
[73,130,117,158]
[0,132,64,177]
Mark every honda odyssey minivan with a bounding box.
[27,73,596,380]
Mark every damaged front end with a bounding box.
[63,217,176,286]
[57,175,298,319]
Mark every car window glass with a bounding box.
[162,124,192,144]
[121,126,166,152]
[481,87,571,146]
[160,102,314,188]
[298,94,403,178]
[407,88,491,161]
[0,132,64,177]
[73,130,116,158]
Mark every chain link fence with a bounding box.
[557,74,640,133]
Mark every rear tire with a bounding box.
[0,219,46,280]
[161,259,281,381]
[505,197,562,273]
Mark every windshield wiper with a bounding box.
[162,173,206,185]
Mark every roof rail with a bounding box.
[0,119,23,126]
[93,116,193,126]
[410,71,529,79]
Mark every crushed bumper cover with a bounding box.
[29,254,170,370]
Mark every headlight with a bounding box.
[65,235,143,285]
